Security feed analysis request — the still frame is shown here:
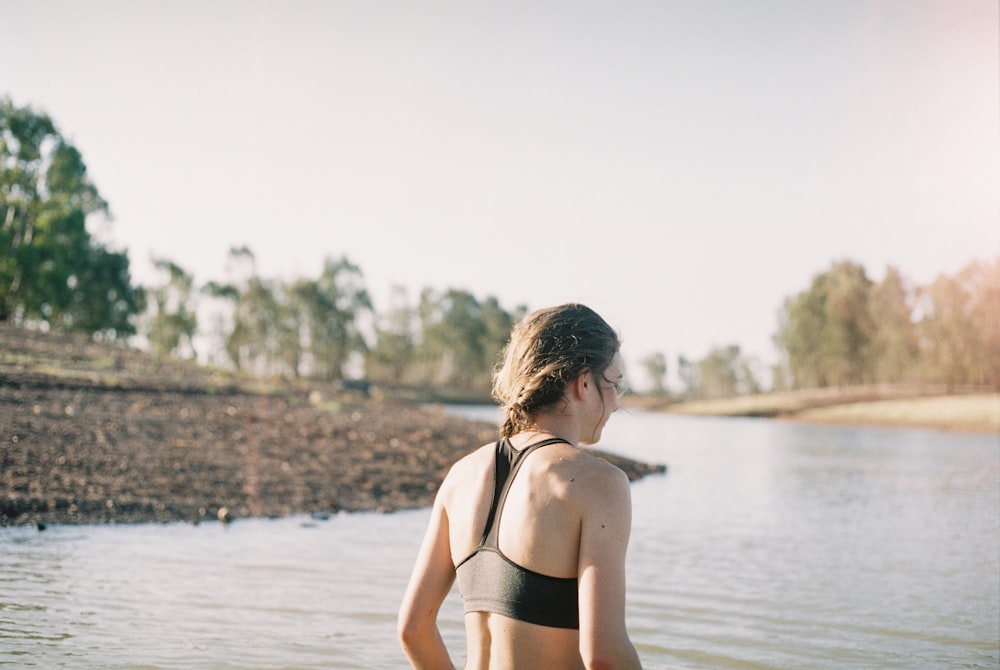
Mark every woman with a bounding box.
[398,303,643,669]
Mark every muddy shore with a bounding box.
[0,328,666,527]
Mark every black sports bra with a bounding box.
[455,437,579,629]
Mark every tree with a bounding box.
[641,352,668,395]
[775,276,829,388]
[418,289,488,389]
[366,284,417,385]
[775,260,874,388]
[291,255,372,381]
[698,346,740,398]
[918,259,1000,391]
[867,266,918,383]
[774,257,998,391]
[205,247,287,375]
[968,259,1000,390]
[677,354,699,397]
[0,97,142,337]
[231,275,290,376]
[410,288,520,392]
[693,344,761,399]
[823,260,874,385]
[479,296,524,375]
[145,257,198,358]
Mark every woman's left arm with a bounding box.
[398,489,458,670]
[576,464,643,669]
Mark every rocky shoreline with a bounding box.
[0,370,666,528]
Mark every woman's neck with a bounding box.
[514,414,580,448]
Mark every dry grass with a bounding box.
[796,394,1000,432]
[626,386,999,433]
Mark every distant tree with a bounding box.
[411,288,520,391]
[775,259,874,388]
[420,289,488,389]
[233,275,290,376]
[479,295,524,375]
[677,354,699,397]
[919,272,973,390]
[917,259,1000,391]
[145,256,198,358]
[641,352,668,395]
[698,346,739,398]
[867,266,919,383]
[969,259,1000,390]
[366,284,417,385]
[201,279,239,367]
[738,353,764,396]
[695,344,761,399]
[0,97,142,337]
[203,247,281,374]
[775,277,828,388]
[199,246,252,367]
[823,260,874,385]
[291,255,372,381]
[770,362,791,392]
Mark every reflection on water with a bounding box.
[1,411,997,669]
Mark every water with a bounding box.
[2,409,997,669]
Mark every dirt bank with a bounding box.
[0,327,666,527]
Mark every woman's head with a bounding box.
[492,303,620,438]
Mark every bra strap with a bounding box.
[481,437,572,547]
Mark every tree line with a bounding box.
[146,245,524,394]
[4,97,997,398]
[774,258,997,393]
[0,98,141,336]
[640,258,998,398]
[0,97,525,394]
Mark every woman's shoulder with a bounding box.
[438,441,497,495]
[542,449,629,512]
[532,444,630,495]
[454,441,498,468]
[552,444,628,477]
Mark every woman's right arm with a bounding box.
[576,463,643,670]
[398,489,458,670]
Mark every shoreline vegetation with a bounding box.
[2,326,995,528]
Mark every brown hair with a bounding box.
[491,303,620,438]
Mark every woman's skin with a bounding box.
[398,352,643,670]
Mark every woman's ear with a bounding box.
[570,369,591,400]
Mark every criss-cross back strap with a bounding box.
[478,437,571,547]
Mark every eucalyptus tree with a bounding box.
[693,345,761,399]
[417,288,487,389]
[0,97,142,336]
[917,259,1000,391]
[232,274,291,376]
[822,260,874,386]
[775,259,874,388]
[366,284,416,385]
[867,266,919,383]
[775,274,828,388]
[146,256,198,358]
[479,295,524,374]
[413,288,519,391]
[290,255,372,381]
[677,354,699,397]
[203,246,288,375]
[641,352,668,396]
[969,259,1000,390]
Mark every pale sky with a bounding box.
[2,0,997,389]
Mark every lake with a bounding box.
[2,408,997,669]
